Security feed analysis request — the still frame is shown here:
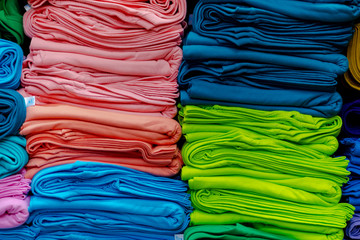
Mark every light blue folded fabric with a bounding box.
[0,89,26,139]
[29,161,191,238]
[0,39,23,89]
[0,225,39,240]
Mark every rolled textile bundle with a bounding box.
[340,99,360,136]
[344,24,360,91]
[0,89,26,139]
[188,176,354,236]
[0,0,24,45]
[189,1,356,54]
[0,197,30,229]
[0,169,31,199]
[23,0,186,51]
[28,161,191,238]
[346,213,360,239]
[179,105,342,149]
[20,104,182,179]
[184,224,293,240]
[0,39,23,89]
[20,37,181,118]
[0,225,39,240]
[0,136,28,179]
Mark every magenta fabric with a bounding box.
[0,170,31,199]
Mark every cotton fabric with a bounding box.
[0,89,26,139]
[0,136,28,179]
[20,104,182,179]
[184,224,293,240]
[0,0,24,44]
[28,161,191,239]
[0,39,23,89]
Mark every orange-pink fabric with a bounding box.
[20,37,181,117]
[20,104,183,179]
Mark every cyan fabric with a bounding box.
[0,39,23,89]
[29,161,191,238]
[31,161,190,206]
[0,89,26,139]
[0,136,28,179]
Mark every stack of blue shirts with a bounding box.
[179,0,360,118]
[20,161,191,239]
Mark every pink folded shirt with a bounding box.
[0,170,31,229]
[20,37,181,117]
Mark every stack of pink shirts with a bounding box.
[21,0,186,118]
[0,170,31,229]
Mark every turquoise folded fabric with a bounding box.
[0,136,28,179]
[29,161,191,238]
[0,39,23,89]
[0,89,26,139]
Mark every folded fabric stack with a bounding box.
[0,170,31,229]
[26,161,191,239]
[0,20,30,232]
[179,1,359,239]
[179,105,353,239]
[179,0,359,118]
[21,0,186,117]
[20,104,182,179]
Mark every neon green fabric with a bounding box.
[0,0,24,44]
[184,224,293,240]
[179,104,341,151]
[181,130,349,185]
[188,175,354,236]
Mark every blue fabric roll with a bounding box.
[190,2,355,53]
[0,135,28,179]
[0,39,23,89]
[0,89,26,139]
[340,99,360,137]
[29,161,191,238]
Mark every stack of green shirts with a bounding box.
[179,104,353,240]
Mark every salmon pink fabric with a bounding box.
[20,104,183,179]
[20,37,181,118]
[24,0,186,50]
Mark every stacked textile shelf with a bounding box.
[0,0,191,238]
[0,2,30,231]
[179,0,360,239]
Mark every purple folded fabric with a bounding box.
[346,213,360,239]
[0,170,31,229]
[341,99,360,136]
